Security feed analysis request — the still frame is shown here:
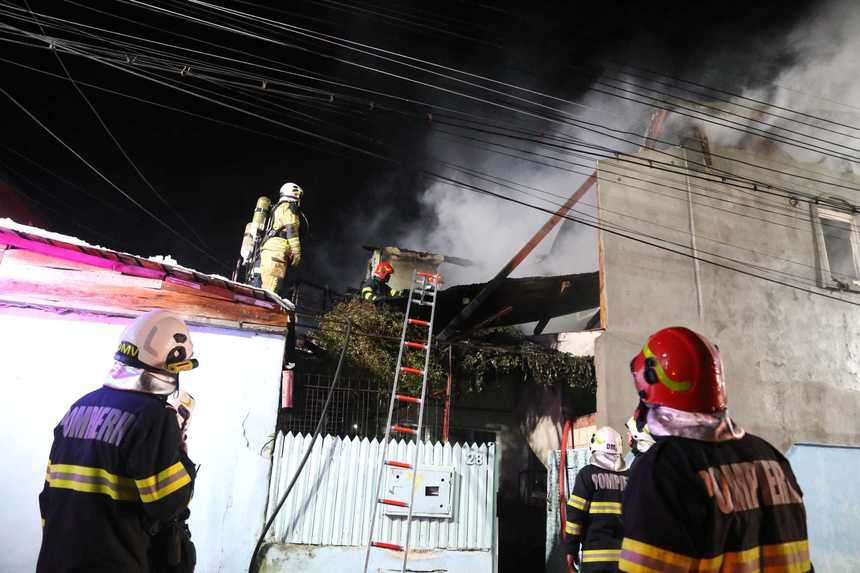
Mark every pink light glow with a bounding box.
[0,230,167,280]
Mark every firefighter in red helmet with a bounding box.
[361,260,401,301]
[619,327,812,573]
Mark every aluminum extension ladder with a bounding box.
[362,270,442,573]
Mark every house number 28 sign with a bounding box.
[465,452,485,466]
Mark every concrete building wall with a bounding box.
[595,146,860,451]
[0,308,284,572]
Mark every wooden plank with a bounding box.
[437,173,596,341]
[0,277,289,330]
[1,246,282,313]
[0,248,164,289]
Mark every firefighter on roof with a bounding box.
[565,426,629,572]
[38,310,198,573]
[361,260,401,301]
[259,182,304,294]
[619,326,812,573]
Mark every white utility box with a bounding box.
[381,466,455,518]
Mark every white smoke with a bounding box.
[399,156,598,286]
[666,0,860,176]
[391,0,860,298]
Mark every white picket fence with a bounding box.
[265,432,496,551]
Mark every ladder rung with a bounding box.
[416,272,438,279]
[404,341,427,350]
[401,367,424,376]
[392,425,417,435]
[384,460,413,469]
[372,541,403,551]
[408,318,430,327]
[379,498,409,508]
[395,394,422,404]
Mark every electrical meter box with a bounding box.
[381,466,455,518]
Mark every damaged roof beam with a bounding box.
[436,172,597,341]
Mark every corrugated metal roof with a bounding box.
[0,218,293,312]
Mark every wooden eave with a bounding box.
[0,240,290,334]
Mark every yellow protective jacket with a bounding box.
[262,201,302,266]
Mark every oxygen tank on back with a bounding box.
[232,196,272,283]
[241,196,272,263]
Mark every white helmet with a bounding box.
[589,426,623,456]
[114,310,198,375]
[279,182,304,203]
[626,415,655,455]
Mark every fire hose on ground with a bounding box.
[248,319,352,573]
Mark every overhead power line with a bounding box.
[10,3,860,197]
[5,2,860,306]
[21,0,211,250]
[0,86,227,270]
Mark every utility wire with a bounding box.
[6,27,860,239]
[72,3,860,196]
[21,0,210,249]
[0,85,227,270]
[177,0,860,165]
[3,8,856,301]
[7,52,825,245]
[11,34,852,280]
[12,6,860,196]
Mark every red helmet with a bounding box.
[373,261,394,281]
[630,327,726,413]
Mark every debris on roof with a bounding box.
[434,272,600,336]
[363,244,475,268]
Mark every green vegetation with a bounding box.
[314,300,596,396]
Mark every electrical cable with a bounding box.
[10,22,857,214]
[601,61,860,130]
[247,318,352,573]
[10,7,860,197]
[175,0,860,165]
[50,3,860,198]
[0,142,128,214]
[5,31,853,287]
[21,0,211,250]
[0,85,228,270]
[28,40,860,303]
[0,56,372,161]
[6,14,860,302]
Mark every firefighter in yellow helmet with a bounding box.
[259,182,304,293]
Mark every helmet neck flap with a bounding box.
[104,362,178,395]
[646,405,745,443]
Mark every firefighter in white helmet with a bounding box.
[258,182,304,294]
[38,310,198,572]
[624,407,655,469]
[564,426,629,572]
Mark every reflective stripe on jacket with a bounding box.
[37,387,195,573]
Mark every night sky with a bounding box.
[1,0,817,292]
